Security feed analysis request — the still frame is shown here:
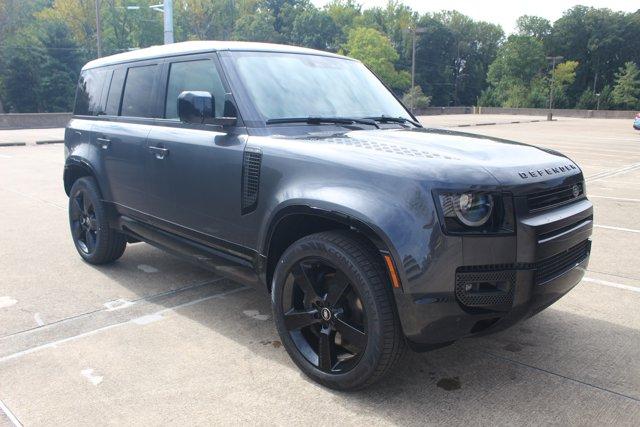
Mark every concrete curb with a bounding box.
[450,119,555,128]
[36,140,65,145]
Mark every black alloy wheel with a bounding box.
[68,177,127,264]
[272,230,406,390]
[70,188,98,254]
[282,258,367,374]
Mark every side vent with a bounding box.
[241,147,262,214]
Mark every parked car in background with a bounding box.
[634,113,640,130]
[64,41,593,390]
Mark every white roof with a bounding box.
[83,41,351,70]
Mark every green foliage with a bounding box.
[402,86,430,109]
[516,15,552,41]
[342,26,410,92]
[612,62,640,109]
[233,11,280,42]
[576,86,613,110]
[288,6,338,50]
[1,0,639,112]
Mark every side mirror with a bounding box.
[177,91,237,127]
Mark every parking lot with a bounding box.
[1,115,639,425]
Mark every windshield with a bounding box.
[230,51,412,122]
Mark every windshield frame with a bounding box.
[221,50,417,129]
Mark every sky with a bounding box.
[311,0,639,34]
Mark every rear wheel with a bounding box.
[271,230,405,390]
[68,177,126,264]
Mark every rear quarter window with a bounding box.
[74,69,109,116]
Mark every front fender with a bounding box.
[257,181,460,296]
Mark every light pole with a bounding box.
[151,1,174,44]
[409,26,427,113]
[546,55,563,121]
[95,0,102,57]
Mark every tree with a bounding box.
[549,60,579,108]
[0,35,47,112]
[612,62,640,109]
[324,0,361,46]
[576,85,613,110]
[402,86,431,109]
[484,35,546,107]
[289,7,338,50]
[233,11,280,42]
[516,15,552,42]
[342,26,410,92]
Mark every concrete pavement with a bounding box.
[0,116,639,425]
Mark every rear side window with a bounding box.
[121,65,157,118]
[165,59,225,119]
[104,67,126,116]
[74,69,109,116]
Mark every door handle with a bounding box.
[148,145,169,160]
[97,137,111,149]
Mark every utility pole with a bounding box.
[546,55,563,121]
[163,0,174,44]
[151,1,174,44]
[409,27,427,114]
[95,0,102,57]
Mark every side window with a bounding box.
[104,67,126,116]
[74,69,108,116]
[165,59,226,120]
[121,64,157,118]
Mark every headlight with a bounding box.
[451,193,494,226]
[436,191,514,235]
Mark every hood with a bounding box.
[288,127,582,190]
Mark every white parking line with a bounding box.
[583,277,640,293]
[587,162,640,182]
[589,195,640,203]
[0,286,249,364]
[594,224,640,234]
[0,399,22,427]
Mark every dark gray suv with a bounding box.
[64,41,593,390]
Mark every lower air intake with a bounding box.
[455,270,516,309]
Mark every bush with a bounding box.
[402,86,431,109]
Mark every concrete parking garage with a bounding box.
[0,116,639,425]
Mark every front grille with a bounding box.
[527,182,584,211]
[535,240,591,284]
[455,270,515,308]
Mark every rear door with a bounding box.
[144,54,247,246]
[96,62,160,215]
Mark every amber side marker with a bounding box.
[383,255,401,289]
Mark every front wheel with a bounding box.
[271,230,406,390]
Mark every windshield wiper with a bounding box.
[366,115,422,128]
[266,117,379,128]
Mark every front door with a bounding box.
[144,55,247,245]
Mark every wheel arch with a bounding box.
[64,158,99,196]
[262,204,399,293]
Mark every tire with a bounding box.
[68,176,127,264]
[271,230,406,390]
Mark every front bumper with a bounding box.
[396,197,593,349]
